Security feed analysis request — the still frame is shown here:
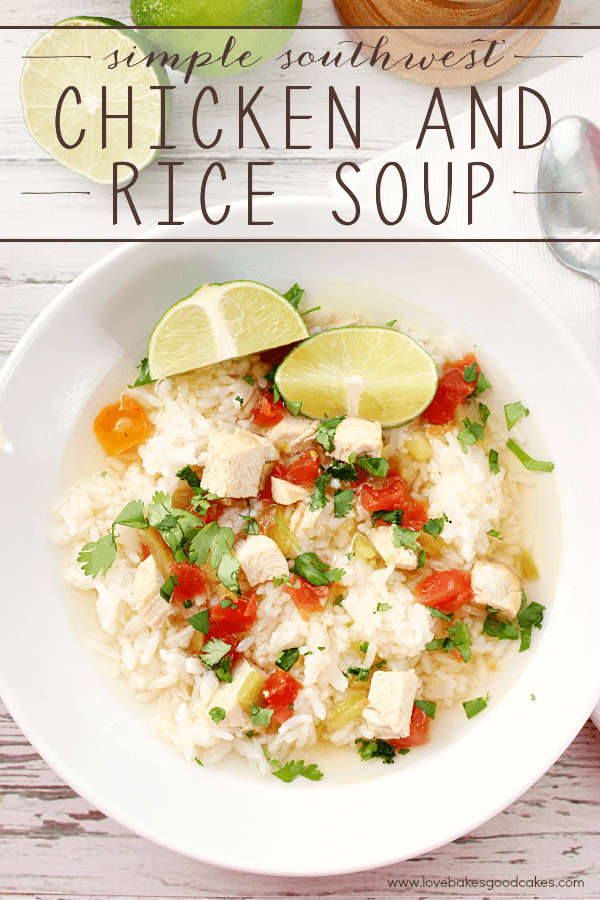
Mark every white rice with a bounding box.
[53,327,533,775]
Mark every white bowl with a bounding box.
[1,197,600,876]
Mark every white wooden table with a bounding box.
[2,0,600,895]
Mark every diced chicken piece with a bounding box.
[201,427,278,498]
[132,555,171,629]
[207,660,259,729]
[332,417,383,462]
[271,476,310,506]
[269,416,317,454]
[235,535,289,586]
[365,526,419,570]
[363,670,419,739]
[289,503,322,534]
[470,561,522,619]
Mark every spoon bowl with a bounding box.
[537,115,600,282]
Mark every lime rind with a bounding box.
[20,17,171,185]
[274,325,439,427]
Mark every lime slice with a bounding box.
[20,17,170,185]
[274,326,439,427]
[147,281,310,379]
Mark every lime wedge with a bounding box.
[147,281,310,379]
[274,326,439,427]
[20,17,170,185]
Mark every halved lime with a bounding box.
[20,17,170,185]
[147,281,309,379]
[274,326,439,427]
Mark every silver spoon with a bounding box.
[536,115,600,283]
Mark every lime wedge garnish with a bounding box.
[147,281,309,379]
[20,17,170,185]
[274,326,439,427]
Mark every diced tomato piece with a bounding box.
[262,669,302,724]
[93,395,151,456]
[208,594,258,638]
[284,577,330,615]
[423,353,479,426]
[415,568,473,613]
[388,705,430,749]
[169,562,206,604]
[284,450,321,487]
[141,544,151,561]
[251,389,287,427]
[358,475,429,531]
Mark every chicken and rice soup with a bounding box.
[53,303,547,780]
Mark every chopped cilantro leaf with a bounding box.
[463,362,477,383]
[333,488,355,518]
[219,597,238,610]
[242,375,254,386]
[504,401,529,431]
[463,694,490,719]
[78,532,117,579]
[271,759,324,782]
[276,647,300,672]
[326,459,358,481]
[487,529,502,539]
[372,508,404,526]
[194,757,203,766]
[472,372,491,397]
[182,600,193,609]
[248,704,274,727]
[386,319,397,328]
[423,517,444,537]
[100,471,107,478]
[128,356,153,388]
[519,626,532,652]
[478,403,491,426]
[355,456,389,478]
[159,574,178,602]
[377,602,392,613]
[188,609,209,635]
[517,595,545,630]
[302,306,321,315]
[507,439,554,472]
[355,738,398,764]
[147,491,202,559]
[531,694,536,701]
[209,706,226,724]
[291,552,344,587]
[359,641,369,653]
[392,525,422,554]
[242,515,260,536]
[216,552,241,596]
[315,416,345,453]
[482,611,519,640]
[285,399,302,416]
[273,574,290,587]
[334,595,344,607]
[457,418,486,454]
[309,473,331,512]
[489,448,500,474]
[429,608,453,621]
[446,621,472,662]
[235,396,244,407]
[427,621,472,661]
[245,730,255,738]
[414,700,436,720]
[189,522,240,594]
[200,638,231,668]
[176,465,201,491]
[282,283,304,310]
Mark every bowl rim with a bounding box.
[2,195,600,876]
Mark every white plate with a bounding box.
[1,197,600,876]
